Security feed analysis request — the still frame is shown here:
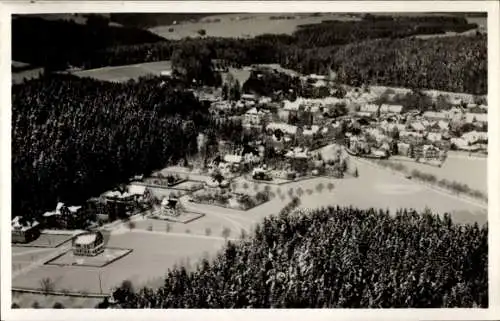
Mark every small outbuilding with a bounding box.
[72,231,105,257]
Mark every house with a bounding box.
[43,202,83,228]
[252,167,272,181]
[211,101,232,111]
[128,185,147,201]
[400,131,424,144]
[462,131,488,145]
[426,132,442,143]
[410,122,426,133]
[161,197,180,217]
[422,145,441,160]
[423,111,449,121]
[302,125,320,137]
[72,231,105,257]
[308,74,327,81]
[241,93,257,102]
[465,113,488,124]
[450,138,468,150]
[380,104,403,114]
[12,216,40,243]
[224,154,243,165]
[266,122,298,137]
[360,104,379,115]
[243,107,269,127]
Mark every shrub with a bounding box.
[53,302,65,309]
[205,227,212,236]
[221,227,231,240]
[39,277,54,295]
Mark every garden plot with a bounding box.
[149,209,205,224]
[45,248,132,268]
[191,188,271,211]
[12,232,226,295]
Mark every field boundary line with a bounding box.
[12,287,110,298]
[129,229,238,241]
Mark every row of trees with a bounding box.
[105,206,487,308]
[293,15,477,48]
[12,74,214,222]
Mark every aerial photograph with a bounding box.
[10,11,487,309]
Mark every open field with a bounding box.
[12,231,226,295]
[12,68,45,84]
[12,292,102,309]
[149,13,358,39]
[13,233,75,248]
[381,154,487,194]
[70,60,172,83]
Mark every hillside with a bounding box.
[12,15,164,69]
[105,206,487,308]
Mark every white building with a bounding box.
[380,104,403,114]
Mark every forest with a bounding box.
[11,15,164,69]
[11,74,244,221]
[101,206,488,308]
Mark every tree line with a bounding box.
[103,206,487,308]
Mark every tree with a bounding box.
[40,277,55,295]
[198,29,207,36]
[127,221,136,231]
[316,182,325,193]
[242,182,249,191]
[53,302,65,309]
[327,182,334,192]
[31,301,40,309]
[205,227,212,236]
[212,171,224,184]
[11,303,20,309]
[354,167,359,178]
[230,79,242,101]
[296,187,304,198]
[166,223,172,233]
[222,227,231,240]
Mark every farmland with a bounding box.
[12,232,226,295]
[149,13,358,39]
[69,60,172,83]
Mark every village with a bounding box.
[11,62,488,308]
